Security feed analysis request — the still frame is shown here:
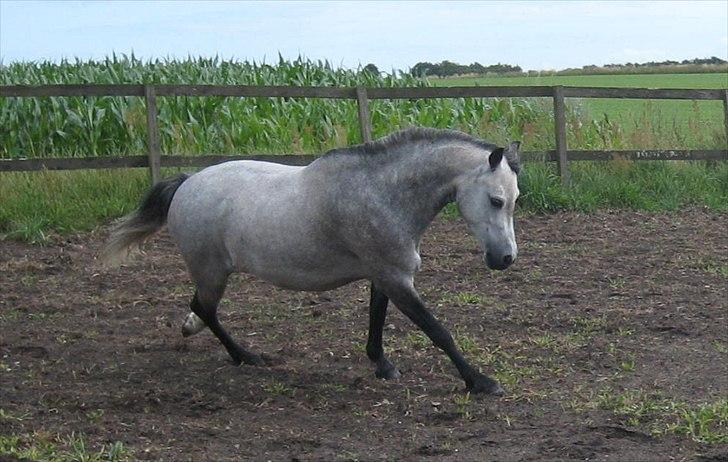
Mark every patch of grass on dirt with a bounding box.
[0,431,130,462]
[441,291,489,305]
[571,314,610,336]
[677,255,728,278]
[403,331,431,350]
[712,341,728,354]
[703,262,728,277]
[529,332,558,349]
[452,392,474,420]
[262,379,296,397]
[669,400,728,444]
[454,331,480,356]
[578,388,728,444]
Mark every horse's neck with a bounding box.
[371,143,481,236]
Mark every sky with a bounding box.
[1,1,726,71]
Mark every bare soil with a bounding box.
[1,210,727,461]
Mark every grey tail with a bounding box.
[101,173,189,266]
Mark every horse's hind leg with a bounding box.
[189,278,264,366]
[366,283,401,379]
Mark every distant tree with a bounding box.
[411,62,434,76]
[468,62,486,74]
[363,63,379,75]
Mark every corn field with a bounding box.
[0,55,621,158]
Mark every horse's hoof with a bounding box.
[259,353,281,366]
[375,358,401,380]
[241,353,266,367]
[181,312,206,337]
[230,349,266,367]
[466,374,505,396]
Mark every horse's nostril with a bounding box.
[503,255,513,265]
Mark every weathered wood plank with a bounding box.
[356,87,373,143]
[568,149,727,161]
[723,90,728,145]
[0,84,145,97]
[0,154,319,172]
[366,86,554,99]
[553,86,570,185]
[2,84,725,100]
[0,156,150,171]
[144,85,162,185]
[160,154,318,167]
[3,150,723,173]
[0,84,553,99]
[563,86,724,100]
[519,150,726,161]
[153,85,357,99]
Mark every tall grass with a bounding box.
[1,56,726,242]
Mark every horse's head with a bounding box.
[455,141,520,271]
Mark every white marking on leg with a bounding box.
[181,312,206,337]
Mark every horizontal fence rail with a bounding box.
[2,84,726,100]
[1,84,727,185]
[2,150,725,173]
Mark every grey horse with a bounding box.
[103,127,521,395]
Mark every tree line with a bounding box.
[368,57,728,78]
[409,61,522,77]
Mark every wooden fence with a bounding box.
[1,84,727,186]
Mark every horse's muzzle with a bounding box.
[485,252,513,271]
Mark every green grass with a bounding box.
[583,389,728,444]
[0,431,130,462]
[436,73,728,147]
[434,72,728,89]
[0,169,151,242]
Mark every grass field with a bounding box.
[436,73,728,148]
[0,58,727,242]
[434,72,728,88]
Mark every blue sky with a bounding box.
[1,1,726,71]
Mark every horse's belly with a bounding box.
[239,257,367,291]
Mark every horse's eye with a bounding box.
[490,197,504,209]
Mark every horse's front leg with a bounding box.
[376,276,504,395]
[366,283,401,380]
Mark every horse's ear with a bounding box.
[508,141,521,158]
[489,148,504,170]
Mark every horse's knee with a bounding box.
[181,312,206,337]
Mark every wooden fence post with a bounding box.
[552,86,569,186]
[723,90,728,149]
[144,85,161,185]
[356,86,373,143]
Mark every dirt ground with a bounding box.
[1,210,727,461]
